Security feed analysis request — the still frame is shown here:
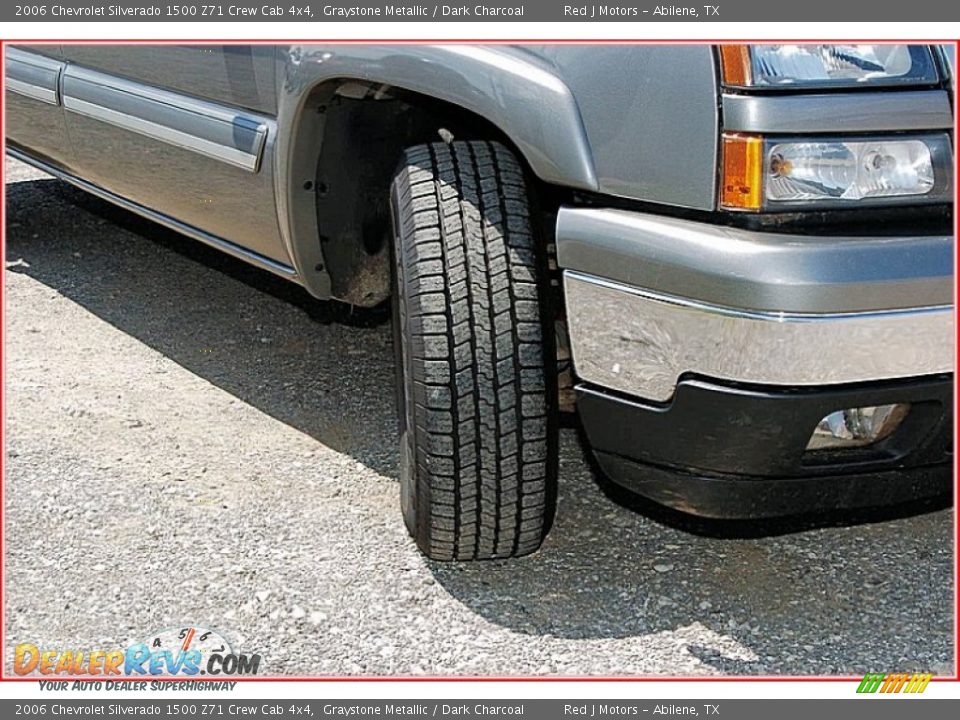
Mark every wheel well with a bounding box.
[304,80,533,307]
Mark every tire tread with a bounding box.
[391,140,556,560]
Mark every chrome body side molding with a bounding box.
[62,66,271,173]
[5,48,62,105]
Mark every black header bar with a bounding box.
[5,0,960,23]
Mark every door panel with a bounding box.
[5,46,72,169]
[61,45,278,115]
[64,66,269,172]
[59,48,291,266]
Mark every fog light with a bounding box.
[806,404,909,451]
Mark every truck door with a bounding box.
[5,45,72,170]
[57,45,292,267]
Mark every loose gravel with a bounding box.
[3,157,954,677]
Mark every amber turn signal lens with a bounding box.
[718,45,752,87]
[720,134,763,211]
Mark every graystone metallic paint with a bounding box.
[63,66,270,172]
[61,45,279,115]
[6,48,61,105]
[4,48,71,170]
[722,90,954,134]
[273,44,603,297]
[529,45,720,210]
[555,207,954,313]
[5,48,290,266]
[4,44,954,312]
[276,44,599,186]
[25,50,293,266]
[7,146,297,281]
[65,104,291,264]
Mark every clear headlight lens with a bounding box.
[720,44,939,88]
[767,139,934,202]
[721,133,952,211]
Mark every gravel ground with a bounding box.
[3,157,955,677]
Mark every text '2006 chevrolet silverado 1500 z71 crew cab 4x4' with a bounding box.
[5,44,955,560]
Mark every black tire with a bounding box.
[390,140,558,561]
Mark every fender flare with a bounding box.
[272,44,598,298]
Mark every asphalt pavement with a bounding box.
[3,157,955,677]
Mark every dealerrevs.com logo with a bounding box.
[856,673,933,694]
[14,626,261,677]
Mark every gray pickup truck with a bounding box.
[6,44,955,561]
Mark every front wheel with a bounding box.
[390,140,558,561]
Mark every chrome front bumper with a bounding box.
[565,272,953,402]
[559,208,954,403]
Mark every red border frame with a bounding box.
[0,38,957,685]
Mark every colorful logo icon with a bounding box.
[13,626,261,677]
[856,673,932,694]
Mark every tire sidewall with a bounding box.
[389,189,420,541]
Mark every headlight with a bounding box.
[720,44,939,89]
[720,133,952,211]
[767,139,934,202]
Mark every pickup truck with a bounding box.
[6,44,955,561]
